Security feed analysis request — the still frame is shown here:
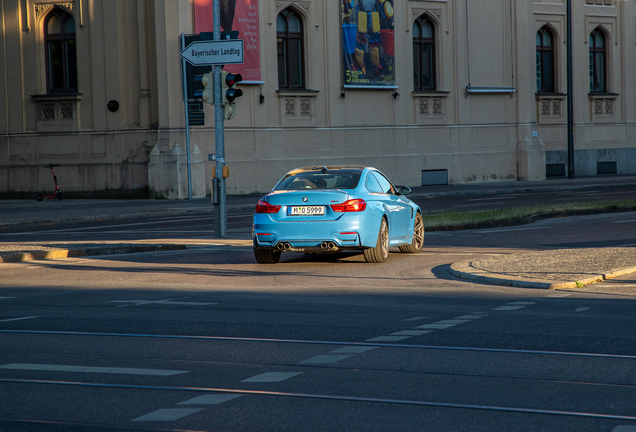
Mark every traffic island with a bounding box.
[450,247,636,289]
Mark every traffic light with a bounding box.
[194,72,215,105]
[221,71,243,120]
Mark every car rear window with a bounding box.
[273,170,362,190]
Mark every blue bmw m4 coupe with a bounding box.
[252,165,424,264]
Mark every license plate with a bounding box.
[287,206,325,215]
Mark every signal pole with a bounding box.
[566,0,575,179]
[213,0,227,238]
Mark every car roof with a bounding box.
[289,165,368,173]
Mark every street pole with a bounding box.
[180,34,193,199]
[213,0,227,237]
[566,0,575,179]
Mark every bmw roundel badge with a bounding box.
[302,196,309,202]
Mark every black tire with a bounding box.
[55,191,63,201]
[254,247,281,264]
[399,212,424,253]
[364,218,389,263]
[36,193,43,201]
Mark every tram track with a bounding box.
[2,329,636,360]
[2,377,636,423]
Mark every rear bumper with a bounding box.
[253,213,378,248]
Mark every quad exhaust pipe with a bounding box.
[277,242,338,252]
[276,242,292,251]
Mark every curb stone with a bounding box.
[0,244,187,263]
[449,261,636,290]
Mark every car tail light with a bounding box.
[330,199,366,213]
[255,201,281,214]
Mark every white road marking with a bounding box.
[413,323,456,329]
[467,197,518,201]
[365,336,411,342]
[0,363,188,376]
[612,426,636,432]
[612,219,636,224]
[111,299,217,306]
[478,227,550,234]
[241,372,302,383]
[0,316,39,323]
[390,330,434,336]
[298,355,352,364]
[455,315,484,319]
[178,394,243,405]
[545,293,572,297]
[402,316,429,321]
[132,408,202,422]
[575,307,591,313]
[330,346,378,354]
[434,319,472,324]
[494,301,535,311]
[0,297,15,300]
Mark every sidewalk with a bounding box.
[2,175,636,290]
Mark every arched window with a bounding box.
[413,16,435,90]
[536,27,555,93]
[277,9,304,89]
[45,8,77,93]
[589,28,606,93]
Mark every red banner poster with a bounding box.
[194,0,262,83]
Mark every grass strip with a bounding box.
[423,199,636,231]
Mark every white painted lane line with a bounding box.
[434,319,472,324]
[241,372,302,383]
[0,297,15,300]
[467,197,517,201]
[330,346,378,354]
[493,306,525,311]
[298,355,352,365]
[402,316,429,321]
[575,307,591,313]
[478,227,550,234]
[612,219,636,224]
[612,426,636,432]
[413,323,456,329]
[506,302,536,306]
[0,363,188,376]
[455,315,484,319]
[390,330,434,336]
[178,394,243,405]
[365,336,411,342]
[111,299,217,307]
[132,408,202,422]
[0,316,39,323]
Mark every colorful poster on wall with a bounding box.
[194,0,262,83]
[342,0,395,87]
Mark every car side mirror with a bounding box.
[396,186,411,195]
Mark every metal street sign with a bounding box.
[179,40,244,66]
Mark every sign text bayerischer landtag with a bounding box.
[180,39,244,66]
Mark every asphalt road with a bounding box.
[0,190,635,431]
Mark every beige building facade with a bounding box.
[1,0,634,198]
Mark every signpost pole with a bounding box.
[213,0,227,238]
[566,0,575,179]
[180,34,193,200]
